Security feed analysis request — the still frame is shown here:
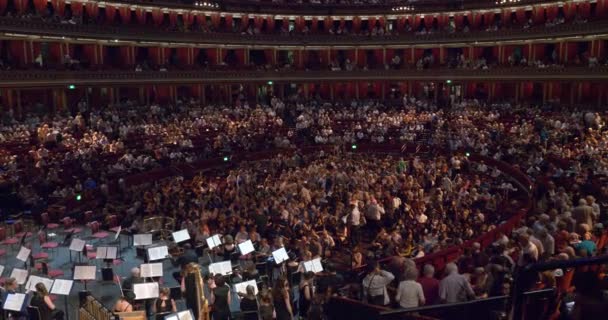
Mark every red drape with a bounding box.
[148,47,162,66]
[485,12,494,26]
[83,44,98,65]
[397,16,405,31]
[324,17,332,31]
[454,14,464,29]
[169,11,177,27]
[224,15,233,30]
[33,0,46,13]
[598,0,607,17]
[48,43,62,65]
[534,44,545,61]
[85,2,98,18]
[71,1,83,16]
[152,9,164,25]
[119,7,131,24]
[352,17,361,33]
[0,0,7,15]
[136,9,146,24]
[369,17,376,28]
[105,6,117,23]
[14,0,27,13]
[211,14,221,28]
[311,18,318,32]
[182,13,191,29]
[533,7,545,24]
[579,2,591,18]
[515,9,526,23]
[424,16,433,28]
[264,50,273,65]
[266,16,274,31]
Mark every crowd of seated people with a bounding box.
[1,93,607,318]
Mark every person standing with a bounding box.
[396,269,425,309]
[211,275,232,320]
[438,263,475,304]
[272,277,294,320]
[362,261,395,306]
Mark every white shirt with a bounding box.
[350,206,361,226]
[395,280,425,309]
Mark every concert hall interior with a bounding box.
[0,0,608,320]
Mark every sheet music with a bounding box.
[208,261,232,276]
[10,268,28,285]
[206,234,222,249]
[96,246,118,259]
[140,263,163,278]
[177,310,194,320]
[73,266,97,280]
[50,279,74,296]
[25,276,54,292]
[234,280,258,296]
[165,315,179,320]
[134,234,153,246]
[304,258,324,273]
[133,282,159,300]
[147,246,169,261]
[16,246,31,262]
[69,238,86,252]
[238,240,255,255]
[172,229,190,243]
[0,265,4,277]
[272,247,289,264]
[3,293,26,311]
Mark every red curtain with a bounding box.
[516,9,526,23]
[182,13,191,29]
[534,44,545,61]
[72,1,83,16]
[136,9,146,24]
[33,0,46,13]
[152,9,164,25]
[14,0,27,13]
[369,17,376,29]
[598,0,607,17]
[85,2,98,19]
[579,2,591,18]
[533,7,545,24]
[47,43,62,65]
[264,50,273,65]
[352,17,361,33]
[83,44,98,65]
[211,14,221,28]
[266,16,274,31]
[106,6,117,23]
[424,16,433,28]
[148,47,162,66]
[324,17,332,31]
[169,11,177,27]
[119,7,131,24]
[485,12,494,26]
[546,6,558,20]
[0,0,6,15]
[470,13,480,28]
[454,14,463,29]
[311,18,318,32]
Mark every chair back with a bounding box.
[14,220,24,234]
[89,221,100,233]
[27,305,41,320]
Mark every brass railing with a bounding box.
[0,67,606,87]
[0,16,606,46]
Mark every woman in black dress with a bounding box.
[239,285,259,320]
[272,277,293,320]
[29,283,64,320]
[299,272,315,318]
[211,275,232,320]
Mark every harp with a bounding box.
[183,263,210,320]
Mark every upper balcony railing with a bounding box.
[1,16,606,46]
[0,66,606,87]
[78,0,582,15]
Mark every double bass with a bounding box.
[182,263,210,320]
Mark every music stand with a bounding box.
[3,293,26,312]
[73,265,96,290]
[51,279,74,320]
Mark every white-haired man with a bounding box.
[438,263,475,304]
